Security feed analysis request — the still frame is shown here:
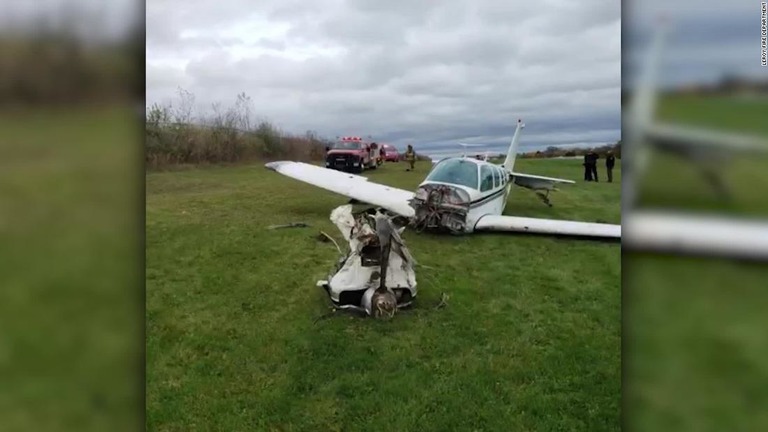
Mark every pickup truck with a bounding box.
[325,136,378,173]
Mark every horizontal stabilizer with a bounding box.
[646,122,768,153]
[511,172,575,184]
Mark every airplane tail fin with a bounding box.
[624,16,669,211]
[502,119,525,171]
[630,16,668,129]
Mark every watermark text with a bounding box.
[762,2,767,66]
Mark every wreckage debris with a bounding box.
[316,204,417,319]
[268,222,310,230]
[316,231,343,254]
[434,292,449,310]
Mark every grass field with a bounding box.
[627,93,768,431]
[637,93,768,216]
[656,94,768,137]
[0,106,141,432]
[624,254,768,431]
[146,159,621,431]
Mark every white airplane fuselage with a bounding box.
[410,156,513,233]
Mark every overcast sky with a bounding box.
[146,0,761,156]
[146,0,621,155]
[624,0,767,89]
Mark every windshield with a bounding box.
[332,141,362,150]
[425,158,479,190]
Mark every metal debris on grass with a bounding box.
[316,204,418,319]
[267,222,310,230]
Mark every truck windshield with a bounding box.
[425,158,479,190]
[332,142,362,150]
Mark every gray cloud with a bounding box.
[625,0,765,87]
[146,0,621,154]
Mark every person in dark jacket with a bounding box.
[583,153,592,181]
[605,151,615,183]
[588,151,599,182]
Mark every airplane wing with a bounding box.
[265,161,416,217]
[624,210,768,260]
[474,215,620,238]
[646,122,768,154]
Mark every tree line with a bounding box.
[0,24,141,106]
[146,88,619,169]
[518,142,621,159]
[145,88,447,169]
[145,89,334,169]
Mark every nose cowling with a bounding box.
[409,184,471,234]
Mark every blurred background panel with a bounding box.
[624,0,768,215]
[624,0,768,430]
[0,0,143,431]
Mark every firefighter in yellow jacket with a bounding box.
[404,144,416,171]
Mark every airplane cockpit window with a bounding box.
[480,165,494,192]
[425,159,479,190]
[492,166,500,188]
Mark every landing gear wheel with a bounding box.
[535,191,553,207]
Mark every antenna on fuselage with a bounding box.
[457,142,482,158]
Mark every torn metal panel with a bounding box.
[318,204,417,317]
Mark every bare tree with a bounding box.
[173,87,195,124]
[234,92,253,131]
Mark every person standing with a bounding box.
[589,151,599,182]
[583,153,592,181]
[605,151,615,183]
[405,144,416,171]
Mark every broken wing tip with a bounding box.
[264,160,293,171]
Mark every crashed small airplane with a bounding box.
[266,119,621,239]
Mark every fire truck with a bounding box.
[325,136,380,173]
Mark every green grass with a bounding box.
[637,93,768,216]
[0,106,141,432]
[657,94,768,137]
[625,93,768,431]
[146,159,621,431]
[625,253,768,431]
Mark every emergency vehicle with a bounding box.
[325,136,379,173]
